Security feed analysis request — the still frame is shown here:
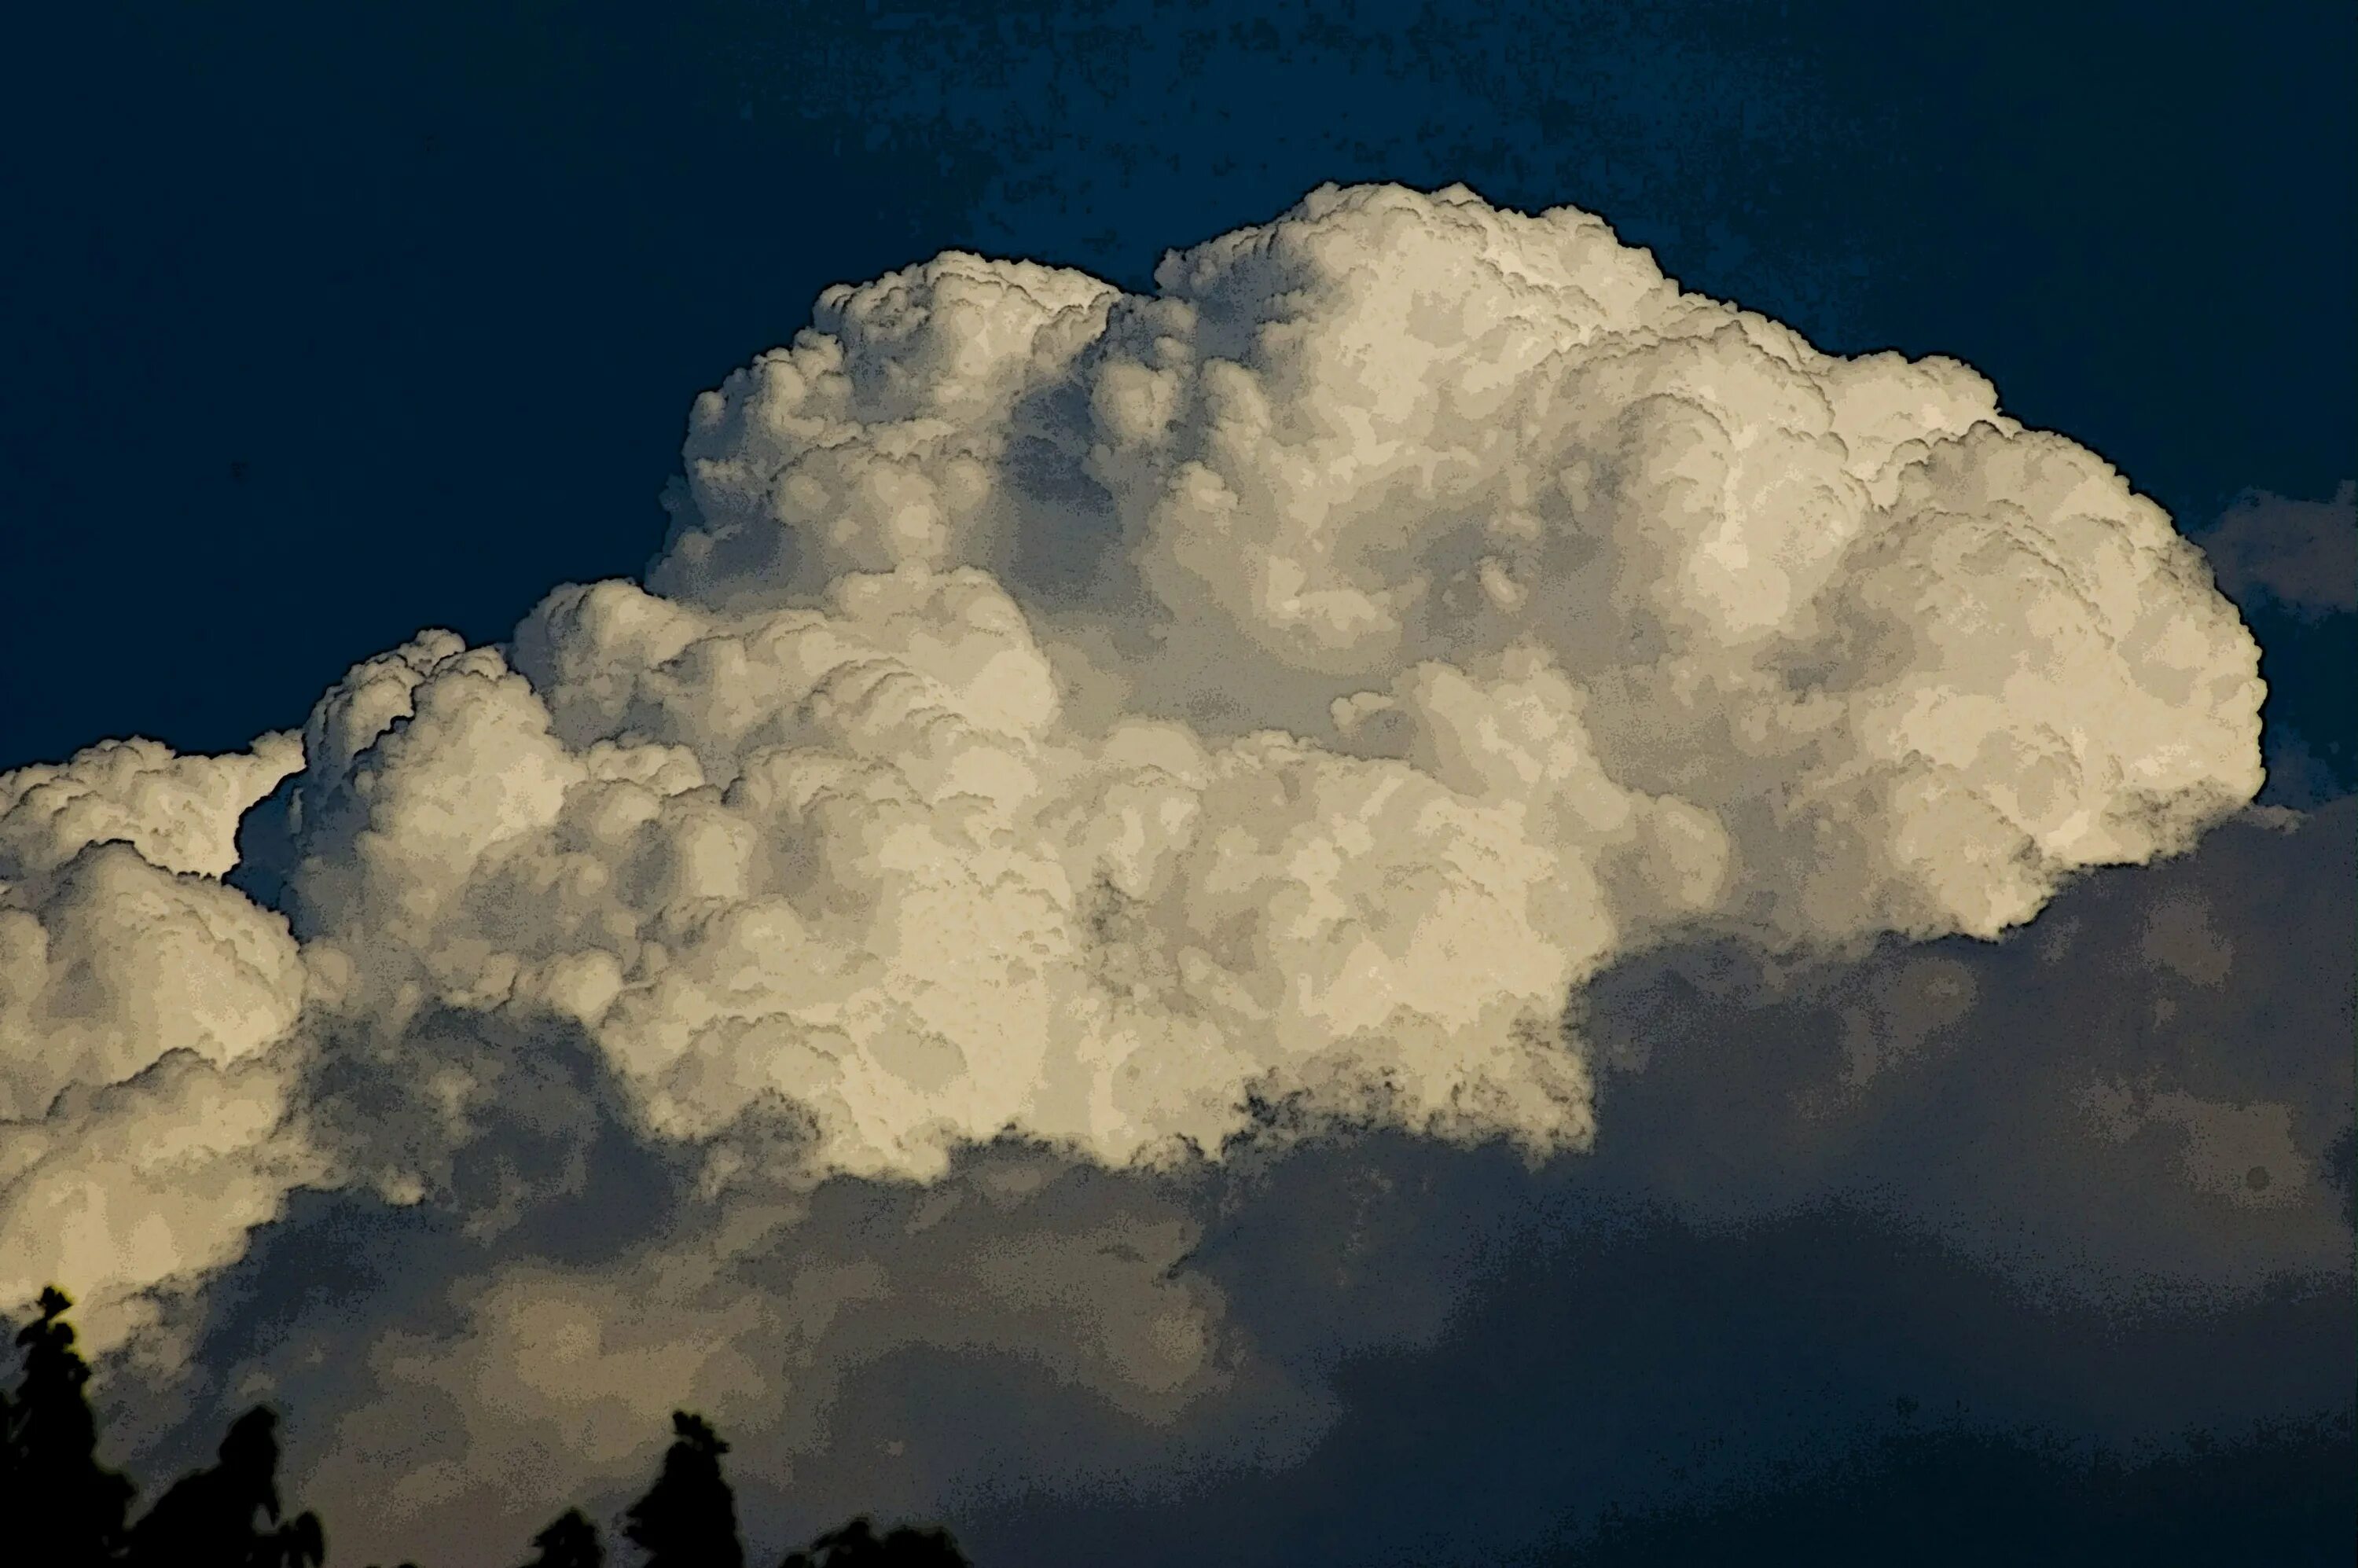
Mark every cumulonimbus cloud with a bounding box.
[0,182,2275,1559]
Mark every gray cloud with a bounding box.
[2198,480,2357,619]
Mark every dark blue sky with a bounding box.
[4,0,2351,784]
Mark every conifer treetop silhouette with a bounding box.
[520,1504,605,1568]
[623,1410,746,1568]
[778,1513,973,1567]
[5,1287,974,1568]
[2,1286,137,1568]
[123,1403,325,1568]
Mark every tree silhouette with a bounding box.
[122,1405,325,1568]
[0,1286,137,1568]
[4,1284,977,1568]
[622,1410,745,1568]
[520,1505,604,1568]
[777,1514,972,1567]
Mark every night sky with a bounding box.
[2,4,2352,1565]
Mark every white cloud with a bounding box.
[0,182,2286,1562]
[0,732,302,881]
[660,182,2262,951]
[0,735,314,1353]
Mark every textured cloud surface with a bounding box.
[0,184,2287,1562]
[0,736,317,1352]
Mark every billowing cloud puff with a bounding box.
[0,735,314,1351]
[0,732,303,881]
[657,182,2260,953]
[270,570,1607,1181]
[0,183,2286,1559]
